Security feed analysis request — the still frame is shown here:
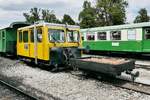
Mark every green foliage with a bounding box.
[23,7,61,24]
[96,0,128,26]
[79,1,98,28]
[42,10,60,23]
[23,8,40,23]
[62,14,75,25]
[79,0,128,28]
[134,8,150,23]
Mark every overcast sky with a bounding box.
[0,0,150,28]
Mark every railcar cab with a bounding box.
[17,22,82,66]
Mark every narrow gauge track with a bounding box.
[71,71,150,96]
[83,72,150,95]
[101,77,150,95]
[0,79,38,100]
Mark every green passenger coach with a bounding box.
[81,22,150,54]
[0,22,29,54]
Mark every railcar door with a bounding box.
[142,27,150,52]
[29,27,44,60]
[22,30,30,57]
[2,31,6,52]
[0,31,2,52]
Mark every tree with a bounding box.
[78,1,97,28]
[41,9,61,23]
[134,8,150,23]
[96,0,128,26]
[23,8,40,24]
[62,14,75,25]
[23,7,61,24]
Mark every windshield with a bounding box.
[67,30,80,42]
[48,29,65,42]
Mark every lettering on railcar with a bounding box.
[112,42,119,46]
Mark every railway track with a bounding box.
[72,71,150,96]
[102,77,150,95]
[75,71,150,96]
[1,55,150,98]
[0,79,38,100]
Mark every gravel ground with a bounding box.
[0,57,150,100]
[0,81,32,100]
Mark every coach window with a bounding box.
[23,31,28,43]
[145,28,150,39]
[128,29,136,40]
[86,33,95,40]
[19,31,22,42]
[111,31,121,40]
[37,28,42,42]
[98,32,106,40]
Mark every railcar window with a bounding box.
[145,28,150,39]
[128,29,136,40]
[82,36,84,41]
[30,29,34,42]
[19,31,22,42]
[67,30,79,42]
[48,29,65,42]
[2,31,5,38]
[37,28,42,42]
[23,31,28,42]
[111,31,121,40]
[98,32,107,40]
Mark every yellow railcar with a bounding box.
[17,22,82,67]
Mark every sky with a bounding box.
[0,0,150,28]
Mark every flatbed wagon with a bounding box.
[71,57,139,78]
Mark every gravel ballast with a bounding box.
[0,57,150,100]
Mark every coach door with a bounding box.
[143,27,150,52]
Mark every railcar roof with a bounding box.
[0,22,30,30]
[81,22,150,32]
[18,22,80,30]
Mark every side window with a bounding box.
[23,31,28,42]
[37,28,42,42]
[145,28,150,40]
[111,31,121,40]
[30,29,34,42]
[19,31,22,42]
[86,33,95,40]
[0,31,1,40]
[98,32,107,40]
[82,36,84,41]
[128,29,136,40]
[2,31,5,38]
